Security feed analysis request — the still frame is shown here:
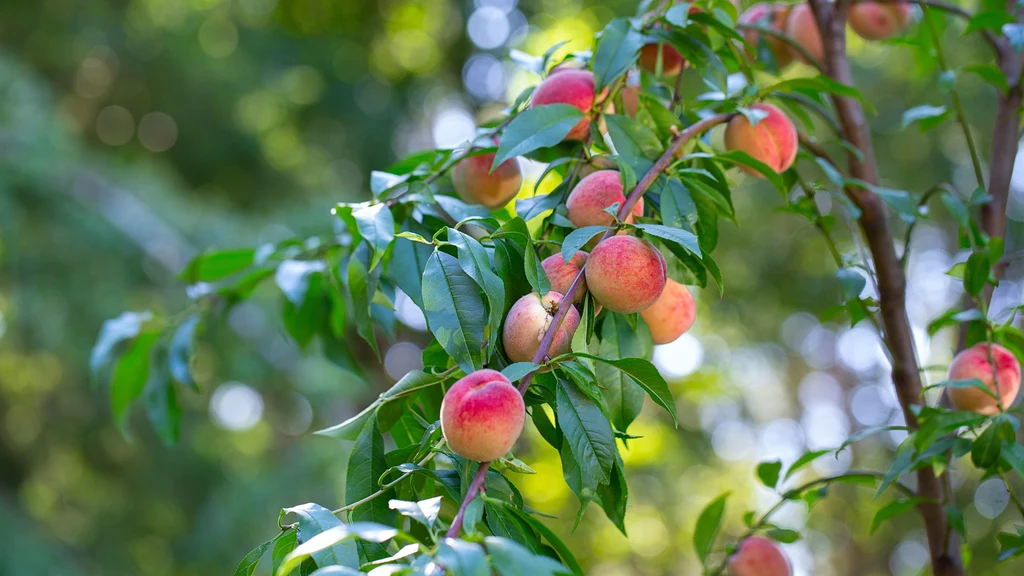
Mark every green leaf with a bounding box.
[836,268,866,301]
[592,18,643,91]
[525,239,551,296]
[276,522,397,576]
[347,257,379,359]
[315,401,381,440]
[346,416,395,558]
[516,192,562,222]
[837,425,909,455]
[144,367,181,446]
[275,260,326,305]
[167,315,199,390]
[785,450,830,480]
[91,310,153,382]
[901,105,950,132]
[561,226,607,263]
[492,105,585,169]
[279,504,360,575]
[179,248,255,283]
[756,461,782,489]
[464,494,486,535]
[1001,441,1024,480]
[965,10,1014,35]
[972,421,1004,469]
[870,498,926,534]
[449,229,506,359]
[111,331,160,433]
[664,2,692,27]
[598,313,650,431]
[557,381,616,486]
[485,536,571,576]
[923,378,998,401]
[392,223,434,308]
[234,539,273,576]
[568,353,678,426]
[633,223,701,259]
[604,114,663,164]
[964,250,991,296]
[388,496,442,529]
[502,362,541,383]
[273,530,299,576]
[421,251,487,373]
[693,493,728,562]
[353,204,395,272]
[715,150,786,191]
[946,504,966,537]
[435,539,490,576]
[963,63,1009,94]
[927,308,984,336]
[500,504,584,576]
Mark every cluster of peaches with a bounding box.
[435,3,1023,573]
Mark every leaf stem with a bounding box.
[333,443,442,516]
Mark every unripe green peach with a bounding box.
[728,537,792,576]
[739,3,794,68]
[948,343,1022,415]
[531,69,597,141]
[783,3,824,64]
[640,279,696,345]
[541,251,587,301]
[451,150,523,210]
[502,291,581,363]
[724,103,798,175]
[585,236,667,313]
[566,170,644,228]
[441,369,525,462]
[848,2,912,41]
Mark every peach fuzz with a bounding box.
[542,251,587,301]
[451,151,522,210]
[783,3,824,64]
[739,3,794,68]
[848,2,912,41]
[566,170,644,228]
[947,343,1022,415]
[440,369,525,462]
[502,291,581,363]
[530,69,597,141]
[640,279,696,345]
[724,103,798,175]
[585,236,667,313]
[728,537,792,576]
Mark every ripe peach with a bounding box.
[542,251,587,301]
[441,369,525,462]
[640,279,696,344]
[585,236,667,313]
[531,69,597,141]
[724,103,798,175]
[566,170,644,228]
[948,343,1022,415]
[848,2,912,41]
[728,537,792,576]
[739,3,794,68]
[451,150,522,210]
[783,3,824,64]
[502,291,581,363]
[639,43,686,76]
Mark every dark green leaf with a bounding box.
[715,150,785,192]
[179,248,255,283]
[280,504,359,574]
[870,498,926,534]
[167,315,199,390]
[756,460,782,489]
[633,223,701,259]
[592,18,643,91]
[516,193,562,222]
[561,226,607,263]
[493,105,585,169]
[964,251,991,296]
[500,504,584,576]
[604,114,663,164]
[235,540,273,576]
[765,528,801,543]
[391,224,434,308]
[111,331,159,433]
[435,539,490,576]
[557,381,616,485]
[347,257,379,358]
[972,421,1003,468]
[525,239,551,296]
[388,496,442,529]
[598,313,650,431]
[353,204,395,272]
[485,536,570,576]
[568,354,678,426]
[449,229,505,359]
[502,362,541,383]
[346,416,396,554]
[277,523,397,576]
[836,268,866,301]
[421,251,487,373]
[276,260,326,305]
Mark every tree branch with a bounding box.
[806,1,962,574]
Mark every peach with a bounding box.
[948,343,1022,415]
[441,369,525,462]
[724,103,798,175]
[531,69,597,141]
[783,3,824,64]
[502,291,581,363]
[639,43,686,76]
[728,537,792,576]
[585,236,667,313]
[451,150,522,210]
[566,170,644,228]
[640,279,696,344]
[542,251,587,301]
[848,2,912,41]
[739,3,794,68]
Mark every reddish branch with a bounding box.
[806,1,961,574]
[444,113,733,540]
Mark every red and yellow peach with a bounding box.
[440,369,525,462]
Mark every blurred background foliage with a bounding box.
[1,0,1023,575]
